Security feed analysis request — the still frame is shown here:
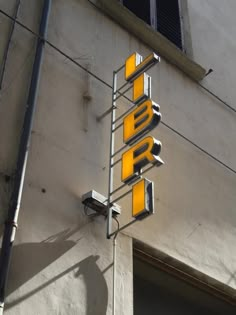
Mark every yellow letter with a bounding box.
[132,178,154,219]
[121,136,163,184]
[125,52,160,82]
[133,73,150,104]
[123,99,161,144]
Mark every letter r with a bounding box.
[121,136,163,184]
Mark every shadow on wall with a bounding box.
[6,227,78,296]
[75,255,108,315]
[4,229,108,314]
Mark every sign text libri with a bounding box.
[122,52,164,219]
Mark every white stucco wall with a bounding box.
[0,0,235,314]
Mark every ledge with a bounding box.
[134,239,236,305]
[96,0,206,81]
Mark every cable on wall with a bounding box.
[0,8,235,176]
[1,7,236,114]
[198,82,236,113]
[0,0,21,90]
[85,0,236,114]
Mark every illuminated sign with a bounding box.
[106,51,163,238]
[125,52,159,81]
[122,52,163,219]
[132,178,154,218]
[121,136,161,184]
[123,99,161,144]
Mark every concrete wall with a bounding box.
[0,0,235,314]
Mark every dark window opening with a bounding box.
[123,0,150,25]
[121,0,183,50]
[156,0,182,50]
[134,256,236,315]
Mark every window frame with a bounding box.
[150,0,157,29]
[134,240,236,307]
[96,0,206,81]
[120,0,183,51]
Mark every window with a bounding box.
[121,0,183,50]
[134,256,236,315]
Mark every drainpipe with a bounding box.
[0,0,51,312]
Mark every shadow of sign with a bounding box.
[4,230,108,315]
[75,255,108,315]
[6,227,80,297]
[6,240,76,296]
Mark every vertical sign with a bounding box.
[107,52,163,238]
[122,52,163,219]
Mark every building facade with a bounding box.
[0,0,236,314]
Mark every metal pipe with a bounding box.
[111,188,132,204]
[0,0,21,90]
[113,103,136,124]
[107,71,117,239]
[112,121,123,133]
[111,143,128,158]
[96,105,116,122]
[114,63,125,74]
[109,219,136,238]
[110,182,127,196]
[110,157,121,168]
[112,217,119,315]
[112,236,117,315]
[0,1,51,312]
[114,84,132,101]
[116,80,129,93]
